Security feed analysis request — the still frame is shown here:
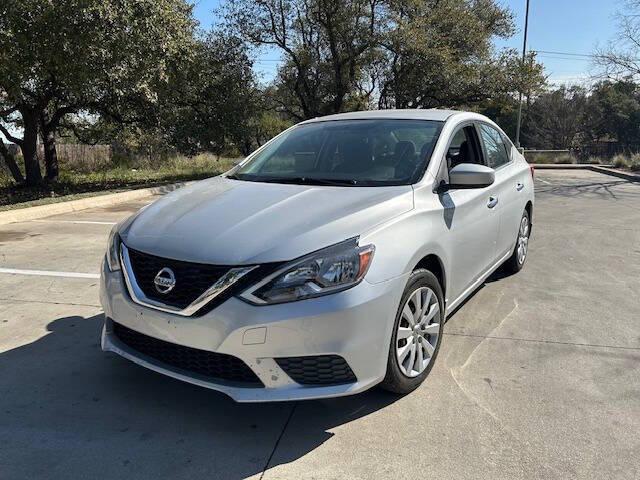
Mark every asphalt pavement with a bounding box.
[0,170,638,479]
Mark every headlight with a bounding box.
[240,238,375,305]
[106,226,121,271]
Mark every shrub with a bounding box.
[524,151,577,164]
[612,154,629,169]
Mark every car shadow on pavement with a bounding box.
[535,178,640,200]
[0,313,400,480]
[445,266,514,323]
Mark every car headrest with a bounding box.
[334,139,373,172]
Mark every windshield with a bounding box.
[231,119,444,186]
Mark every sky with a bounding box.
[190,0,622,85]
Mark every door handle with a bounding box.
[487,196,498,208]
[516,182,524,191]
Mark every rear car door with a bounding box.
[475,122,525,259]
[440,124,501,301]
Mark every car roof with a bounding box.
[300,109,466,124]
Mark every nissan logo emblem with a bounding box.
[153,267,176,294]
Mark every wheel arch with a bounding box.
[413,254,446,298]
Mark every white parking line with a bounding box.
[0,268,100,279]
[30,220,116,225]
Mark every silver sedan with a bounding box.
[100,109,534,402]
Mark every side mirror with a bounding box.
[447,163,495,189]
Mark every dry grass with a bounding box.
[0,154,238,209]
[523,151,578,164]
[612,153,640,171]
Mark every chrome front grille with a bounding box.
[127,247,230,309]
[119,243,279,316]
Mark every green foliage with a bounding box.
[505,79,640,154]
[157,33,258,156]
[224,0,546,118]
[235,111,293,156]
[378,2,543,109]
[0,154,237,208]
[582,79,640,144]
[0,0,197,184]
[522,86,588,149]
[477,95,520,139]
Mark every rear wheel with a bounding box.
[503,209,531,274]
[379,269,444,394]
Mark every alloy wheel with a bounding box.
[517,215,530,265]
[395,286,441,378]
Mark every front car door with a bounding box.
[437,123,501,304]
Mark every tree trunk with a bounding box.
[20,108,42,186]
[0,141,24,183]
[40,113,59,181]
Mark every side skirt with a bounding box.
[444,249,512,317]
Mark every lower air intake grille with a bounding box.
[113,322,263,387]
[275,355,357,386]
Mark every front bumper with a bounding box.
[100,260,407,402]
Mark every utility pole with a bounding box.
[515,0,530,149]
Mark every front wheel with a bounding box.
[379,269,444,394]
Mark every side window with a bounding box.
[477,124,510,169]
[446,126,481,170]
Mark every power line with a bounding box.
[532,50,606,59]
[536,54,593,62]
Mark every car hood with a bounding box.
[121,176,413,265]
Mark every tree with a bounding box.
[157,34,260,156]
[477,94,521,139]
[223,0,545,120]
[582,80,640,145]
[377,0,544,109]
[224,0,387,119]
[595,0,640,79]
[0,140,23,183]
[521,86,587,149]
[0,0,195,185]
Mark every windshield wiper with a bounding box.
[258,176,359,186]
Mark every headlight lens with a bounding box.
[241,239,375,304]
[106,226,121,271]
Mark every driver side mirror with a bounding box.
[447,163,495,189]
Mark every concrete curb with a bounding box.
[0,182,189,226]
[590,166,640,182]
[532,164,640,182]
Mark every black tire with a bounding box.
[379,269,445,394]
[503,208,531,274]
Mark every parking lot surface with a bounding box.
[1,170,639,480]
